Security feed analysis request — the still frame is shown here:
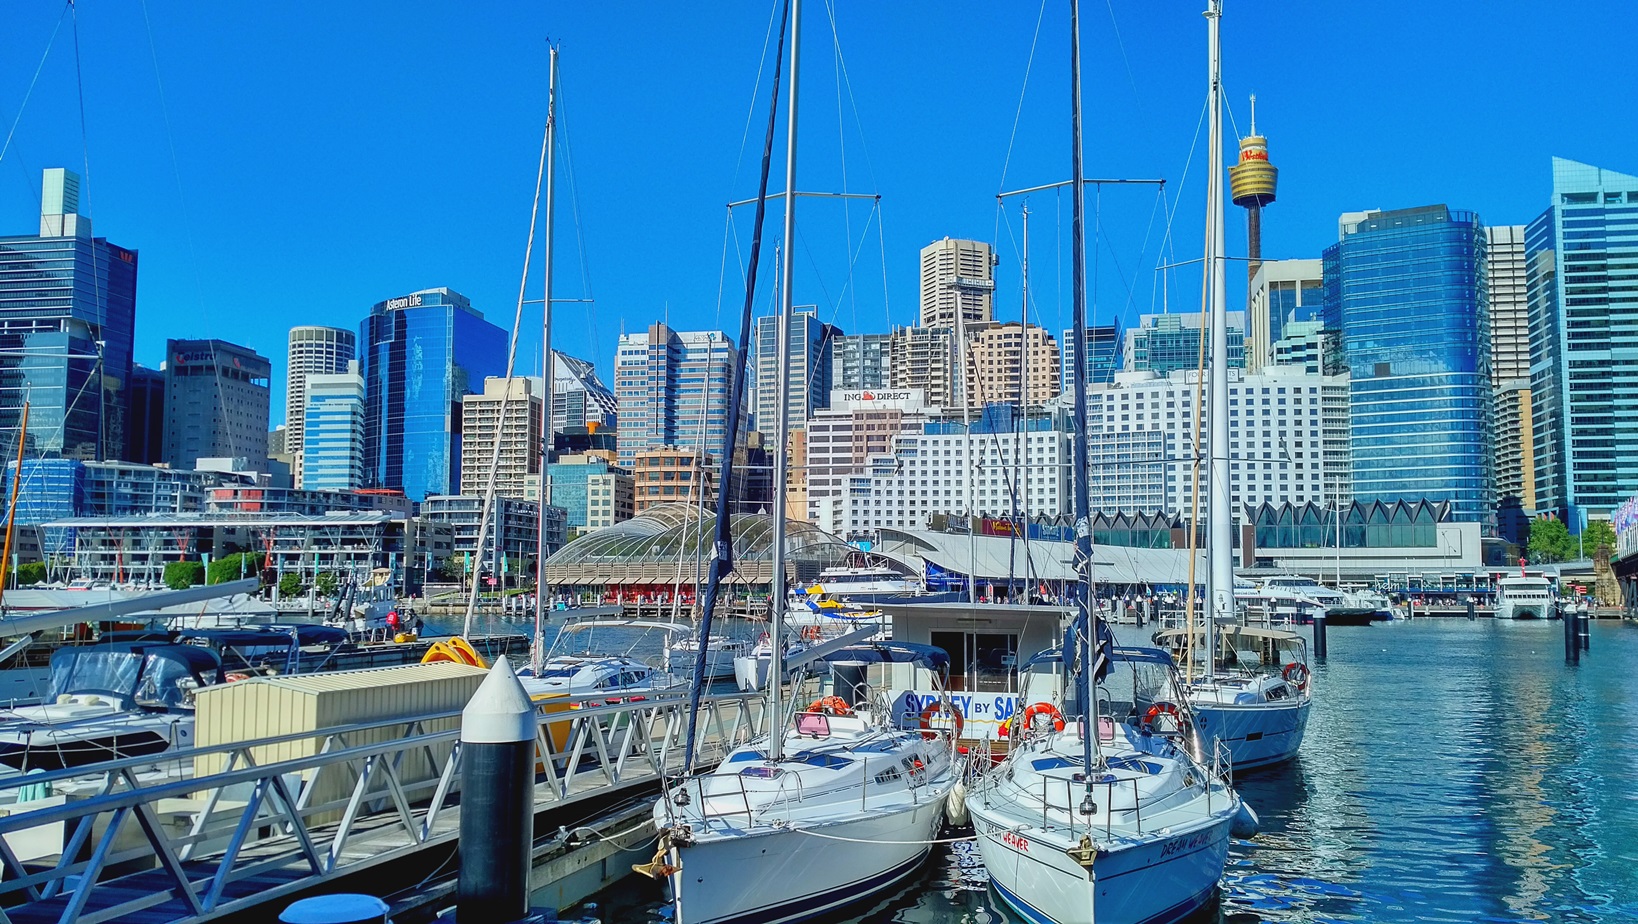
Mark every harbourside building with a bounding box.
[888,325,959,408]
[1060,324,1121,392]
[1486,224,1536,512]
[420,494,565,587]
[752,305,838,441]
[1527,158,1638,526]
[1080,367,1351,517]
[458,376,543,501]
[804,388,939,529]
[360,287,507,501]
[832,332,891,391]
[919,237,996,328]
[526,453,635,536]
[549,350,617,432]
[300,360,366,492]
[1325,205,1494,525]
[613,323,738,468]
[964,322,1059,407]
[0,168,137,462]
[162,339,273,472]
[285,325,356,488]
[1126,312,1246,376]
[1246,259,1323,373]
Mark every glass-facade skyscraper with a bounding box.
[1324,205,1494,523]
[360,288,507,501]
[0,169,137,461]
[613,323,738,468]
[302,360,366,492]
[753,305,837,440]
[1126,313,1244,376]
[1527,158,1638,525]
[1060,324,1121,391]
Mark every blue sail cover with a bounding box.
[1027,645,1175,669]
[813,642,950,671]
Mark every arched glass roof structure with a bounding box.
[547,504,854,570]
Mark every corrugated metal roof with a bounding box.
[201,661,487,698]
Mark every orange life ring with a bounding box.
[224,672,253,683]
[1282,662,1311,692]
[1142,701,1182,728]
[800,626,822,642]
[919,702,965,740]
[1020,702,1066,734]
[806,695,852,716]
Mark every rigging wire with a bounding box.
[995,0,1049,196]
[0,1,70,171]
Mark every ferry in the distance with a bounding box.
[1495,576,1556,620]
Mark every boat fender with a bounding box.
[1232,800,1260,839]
[919,702,964,740]
[946,780,970,827]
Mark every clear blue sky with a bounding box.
[2,1,1632,426]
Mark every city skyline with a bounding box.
[1,3,1632,425]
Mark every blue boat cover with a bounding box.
[1026,645,1176,668]
[812,641,950,670]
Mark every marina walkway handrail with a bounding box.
[0,687,766,924]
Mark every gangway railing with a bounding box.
[0,688,766,924]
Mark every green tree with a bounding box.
[163,560,205,590]
[1582,520,1617,557]
[207,551,261,585]
[14,561,47,586]
[1527,517,1574,564]
[314,571,339,597]
[278,572,305,598]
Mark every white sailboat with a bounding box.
[652,4,959,920]
[967,4,1242,922]
[1167,0,1313,773]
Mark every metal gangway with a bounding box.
[0,689,768,924]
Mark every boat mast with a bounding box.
[1067,0,1099,781]
[1205,0,1233,670]
[532,45,560,674]
[1018,203,1032,599]
[0,398,30,605]
[767,0,801,764]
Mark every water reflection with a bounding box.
[579,621,1638,924]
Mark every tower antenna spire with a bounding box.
[1249,93,1257,135]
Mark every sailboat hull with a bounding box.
[668,798,944,924]
[974,810,1231,924]
[1192,697,1310,771]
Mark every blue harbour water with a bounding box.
[576,618,1637,924]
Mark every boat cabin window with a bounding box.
[49,650,142,700]
[930,631,1018,693]
[794,713,831,738]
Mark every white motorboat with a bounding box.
[665,633,750,682]
[970,646,1244,924]
[0,642,224,772]
[1155,625,1312,772]
[1496,576,1555,620]
[655,643,959,924]
[518,654,682,703]
[800,564,923,599]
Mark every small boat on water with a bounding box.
[518,618,686,700]
[655,642,960,924]
[1155,625,1313,772]
[969,646,1245,924]
[1496,576,1556,620]
[0,642,223,772]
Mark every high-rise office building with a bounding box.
[753,305,838,439]
[1060,325,1121,393]
[460,376,543,500]
[888,325,958,407]
[300,360,366,492]
[1127,313,1245,376]
[613,323,738,468]
[1324,205,1493,523]
[162,339,272,470]
[832,332,891,390]
[286,326,356,488]
[126,364,165,465]
[360,287,507,501]
[1486,225,1535,509]
[1528,158,1638,524]
[1246,259,1323,372]
[965,323,1059,406]
[0,168,137,461]
[549,351,617,432]
[919,238,995,328]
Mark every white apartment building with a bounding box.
[459,377,542,500]
[919,237,996,328]
[1080,367,1352,518]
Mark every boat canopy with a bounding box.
[47,642,224,709]
[811,641,950,671]
[1025,645,1177,668]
